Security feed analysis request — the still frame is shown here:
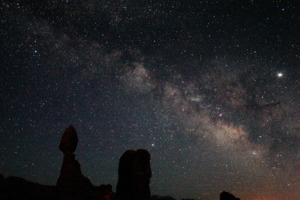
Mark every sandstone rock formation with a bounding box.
[116,149,152,200]
[56,125,93,200]
[59,125,78,153]
[220,191,240,200]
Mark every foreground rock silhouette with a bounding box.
[0,125,242,200]
[116,149,152,200]
[220,191,240,200]
[56,125,93,200]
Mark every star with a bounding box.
[277,72,283,78]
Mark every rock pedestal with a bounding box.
[56,125,92,200]
[116,149,152,200]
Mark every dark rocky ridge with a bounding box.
[220,191,240,200]
[0,176,56,200]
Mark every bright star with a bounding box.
[277,72,283,78]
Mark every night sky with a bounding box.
[0,1,299,200]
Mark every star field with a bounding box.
[0,1,299,200]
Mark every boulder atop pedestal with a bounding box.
[59,125,78,153]
[117,149,152,200]
[56,125,93,200]
[220,191,240,200]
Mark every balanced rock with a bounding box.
[59,125,78,153]
[56,125,92,200]
[116,149,152,200]
[220,191,240,200]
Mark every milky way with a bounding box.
[0,1,299,200]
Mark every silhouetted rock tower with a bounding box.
[116,149,152,200]
[56,125,93,200]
